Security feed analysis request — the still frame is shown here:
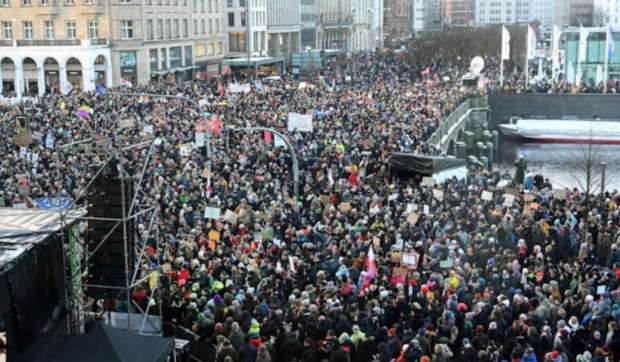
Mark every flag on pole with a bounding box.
[552,25,561,81]
[527,25,536,61]
[608,24,615,60]
[421,66,431,76]
[579,25,588,62]
[365,246,376,279]
[502,26,511,60]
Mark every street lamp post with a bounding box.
[229,126,300,212]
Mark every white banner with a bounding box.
[195,132,205,147]
[502,26,511,60]
[287,113,313,132]
[229,83,251,93]
[527,25,537,60]
[579,25,588,62]
[61,82,73,95]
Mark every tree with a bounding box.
[565,121,619,242]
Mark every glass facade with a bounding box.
[565,31,620,85]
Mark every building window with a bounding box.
[147,20,153,39]
[1,0,10,6]
[65,0,74,5]
[165,19,171,38]
[195,43,205,56]
[88,20,98,39]
[44,20,54,40]
[120,0,132,3]
[23,21,33,39]
[241,12,246,27]
[228,12,234,27]
[208,19,212,33]
[157,19,163,38]
[216,41,222,54]
[193,19,197,35]
[201,19,205,34]
[66,21,76,39]
[84,0,93,4]
[183,19,188,37]
[40,0,48,5]
[22,0,30,5]
[239,0,244,6]
[2,22,12,40]
[120,20,133,39]
[173,19,179,38]
[216,19,219,32]
[226,0,232,7]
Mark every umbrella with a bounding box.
[76,109,89,118]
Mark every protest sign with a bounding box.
[224,209,238,225]
[204,206,220,219]
[209,230,220,242]
[503,193,515,207]
[195,132,205,147]
[523,194,535,202]
[339,202,352,212]
[421,177,435,187]
[401,253,419,267]
[119,118,134,128]
[481,190,493,201]
[287,113,313,132]
[432,189,444,201]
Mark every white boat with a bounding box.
[498,119,620,144]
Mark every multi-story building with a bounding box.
[410,0,425,36]
[443,0,475,27]
[384,0,410,44]
[424,0,443,32]
[0,0,112,97]
[315,0,375,52]
[301,0,317,49]
[0,0,226,96]
[225,0,267,57]
[593,0,619,27]
[267,0,301,59]
[555,0,593,26]
[531,0,555,23]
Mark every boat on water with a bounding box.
[498,119,620,144]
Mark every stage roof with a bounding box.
[0,208,84,272]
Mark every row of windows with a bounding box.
[1,0,96,5]
[0,0,223,9]
[2,20,99,40]
[1,18,224,41]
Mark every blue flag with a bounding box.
[609,25,615,60]
[96,83,105,95]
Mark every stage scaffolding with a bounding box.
[55,135,162,336]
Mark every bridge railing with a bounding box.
[428,97,488,151]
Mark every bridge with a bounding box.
[428,97,489,156]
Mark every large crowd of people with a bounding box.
[2,51,620,362]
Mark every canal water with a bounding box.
[496,140,620,191]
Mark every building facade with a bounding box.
[266,0,301,59]
[593,0,619,27]
[531,0,555,23]
[424,0,443,32]
[225,0,267,57]
[0,0,227,95]
[316,0,375,52]
[410,0,425,36]
[300,0,317,49]
[0,1,112,97]
[555,0,593,26]
[384,0,411,44]
[442,0,475,27]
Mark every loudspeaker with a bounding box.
[85,175,135,299]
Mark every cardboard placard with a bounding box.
[407,212,419,225]
[204,206,220,219]
[339,202,352,212]
[440,259,454,268]
[391,251,402,263]
[523,194,535,202]
[421,177,435,187]
[481,190,493,201]
[364,138,376,148]
[503,193,515,207]
[401,252,419,267]
[18,185,29,196]
[319,195,331,204]
[202,169,211,179]
[373,236,381,247]
[530,202,539,210]
[223,209,238,225]
[119,118,134,128]
[393,267,408,278]
[432,189,444,201]
[505,188,519,197]
[14,131,33,146]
